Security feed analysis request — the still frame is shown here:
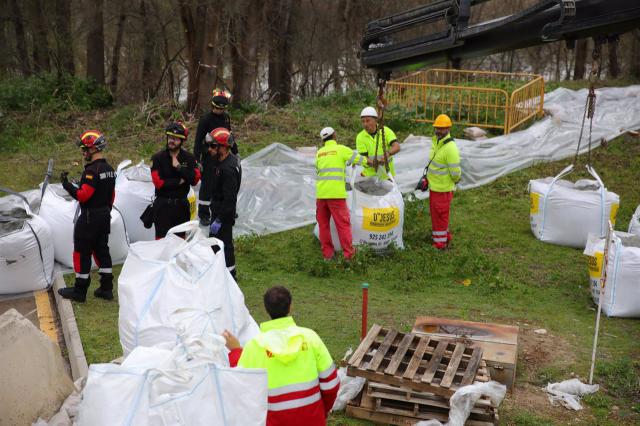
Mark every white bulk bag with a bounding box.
[118,221,259,357]
[115,160,198,243]
[314,172,404,252]
[77,337,267,426]
[39,184,130,268]
[529,165,619,248]
[584,232,640,318]
[0,194,54,294]
[628,205,640,236]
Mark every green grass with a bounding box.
[5,84,640,425]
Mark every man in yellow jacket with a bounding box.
[224,286,340,426]
[356,106,400,179]
[427,114,461,249]
[316,126,370,260]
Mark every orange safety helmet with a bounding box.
[433,114,453,128]
[206,127,232,147]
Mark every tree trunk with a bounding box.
[28,0,50,72]
[230,0,261,105]
[86,0,105,84]
[631,30,640,80]
[178,0,206,113]
[266,0,294,106]
[573,38,587,80]
[140,0,153,98]
[109,1,127,95]
[607,36,620,79]
[53,0,74,75]
[9,0,31,75]
[197,3,221,114]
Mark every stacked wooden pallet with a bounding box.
[345,324,499,425]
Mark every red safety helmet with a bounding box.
[165,121,189,140]
[77,130,107,151]
[206,127,232,147]
[211,89,231,109]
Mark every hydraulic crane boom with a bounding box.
[361,0,640,74]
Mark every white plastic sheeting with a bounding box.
[543,379,599,411]
[0,195,54,294]
[414,381,507,426]
[584,232,640,318]
[528,165,619,248]
[235,86,640,236]
[629,205,640,236]
[118,221,259,357]
[39,184,130,268]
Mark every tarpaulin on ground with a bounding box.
[235,86,640,236]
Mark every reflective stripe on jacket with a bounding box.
[230,316,339,426]
[427,134,461,192]
[316,140,366,199]
[355,126,397,177]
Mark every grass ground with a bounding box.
[3,83,640,425]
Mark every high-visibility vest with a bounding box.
[237,316,339,424]
[427,134,461,192]
[355,126,397,178]
[316,140,366,199]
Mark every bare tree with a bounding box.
[8,0,30,75]
[197,1,222,113]
[230,0,261,105]
[53,0,74,75]
[178,0,207,112]
[140,0,154,98]
[607,35,620,79]
[86,0,105,84]
[28,0,50,72]
[266,0,295,105]
[573,38,588,80]
[109,0,127,94]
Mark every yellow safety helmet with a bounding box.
[433,114,453,128]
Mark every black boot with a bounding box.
[58,278,89,302]
[94,273,114,300]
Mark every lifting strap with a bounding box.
[572,39,602,168]
[374,74,390,174]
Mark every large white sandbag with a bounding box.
[39,184,129,268]
[314,174,404,252]
[77,335,267,426]
[628,205,640,236]
[118,221,259,357]
[115,160,198,243]
[529,165,619,248]
[584,232,640,318]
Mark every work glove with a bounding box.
[209,218,222,235]
[60,171,75,193]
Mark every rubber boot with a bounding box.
[94,273,114,300]
[58,278,90,302]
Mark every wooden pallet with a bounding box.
[347,324,485,398]
[365,381,498,425]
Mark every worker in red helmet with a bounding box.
[150,122,201,239]
[58,130,116,302]
[205,127,241,280]
[194,89,238,228]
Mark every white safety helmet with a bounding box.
[320,127,335,140]
[360,106,378,118]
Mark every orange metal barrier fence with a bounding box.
[386,69,544,134]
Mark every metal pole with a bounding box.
[589,221,613,384]
[361,283,369,340]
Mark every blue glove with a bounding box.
[209,219,222,235]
